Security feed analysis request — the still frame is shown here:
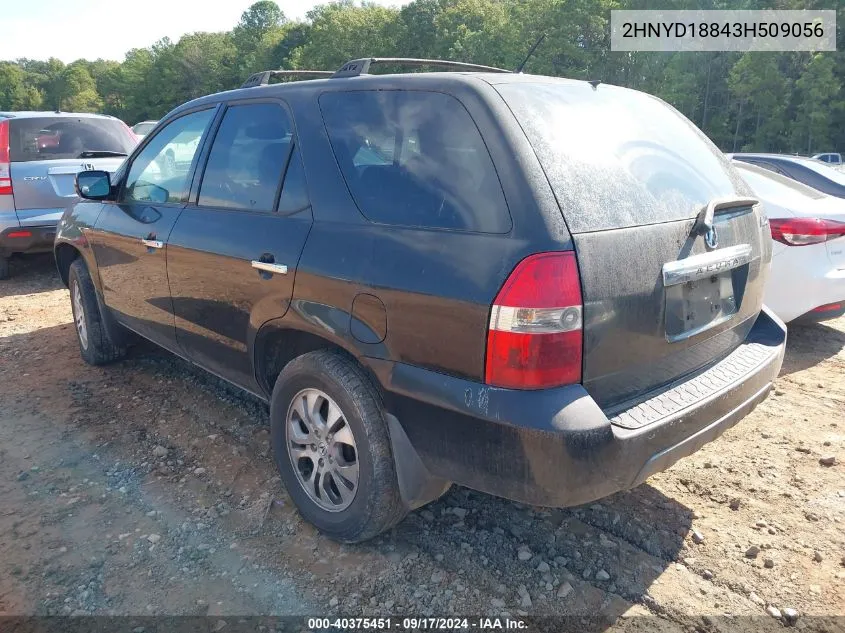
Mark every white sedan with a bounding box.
[734,160,845,323]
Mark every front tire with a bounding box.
[68,259,126,365]
[270,350,406,542]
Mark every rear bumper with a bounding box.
[766,245,845,322]
[0,224,58,257]
[377,308,786,507]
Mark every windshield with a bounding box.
[735,162,826,204]
[496,81,748,233]
[132,121,157,136]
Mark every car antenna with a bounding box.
[515,33,546,74]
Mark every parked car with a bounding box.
[734,161,845,322]
[812,152,842,166]
[131,120,158,138]
[731,153,845,199]
[0,111,136,279]
[55,59,786,543]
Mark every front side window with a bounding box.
[320,90,511,233]
[198,103,293,212]
[122,109,214,204]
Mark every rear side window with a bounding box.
[199,103,293,212]
[9,117,135,162]
[320,90,510,233]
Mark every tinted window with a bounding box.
[199,103,292,212]
[320,90,510,233]
[278,146,309,214]
[497,82,749,233]
[9,117,135,162]
[122,109,213,204]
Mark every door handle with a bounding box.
[251,261,288,275]
[141,238,164,249]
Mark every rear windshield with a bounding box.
[735,162,826,203]
[795,157,845,186]
[496,81,749,233]
[9,117,135,163]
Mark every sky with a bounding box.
[0,0,411,63]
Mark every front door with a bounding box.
[166,101,312,391]
[91,108,216,346]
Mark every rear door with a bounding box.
[8,116,134,226]
[91,108,216,346]
[166,100,312,392]
[497,81,770,410]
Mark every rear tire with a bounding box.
[68,259,126,365]
[270,350,407,543]
[0,257,9,280]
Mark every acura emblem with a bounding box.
[704,225,719,249]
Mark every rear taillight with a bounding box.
[485,251,583,390]
[0,120,12,196]
[813,302,842,313]
[770,218,845,246]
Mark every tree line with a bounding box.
[1,0,843,154]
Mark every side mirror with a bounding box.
[76,170,111,200]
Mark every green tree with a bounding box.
[792,53,841,154]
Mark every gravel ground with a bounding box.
[0,254,843,632]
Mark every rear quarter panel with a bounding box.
[54,201,106,289]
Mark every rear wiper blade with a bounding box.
[77,150,128,158]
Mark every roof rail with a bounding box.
[331,57,512,78]
[241,70,334,89]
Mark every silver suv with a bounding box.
[0,111,136,278]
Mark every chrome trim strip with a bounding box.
[662,244,753,287]
[251,261,288,275]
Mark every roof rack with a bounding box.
[331,57,512,78]
[241,70,334,89]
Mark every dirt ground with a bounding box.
[1,254,843,632]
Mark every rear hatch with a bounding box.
[496,80,770,410]
[9,116,133,226]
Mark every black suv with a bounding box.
[55,58,786,543]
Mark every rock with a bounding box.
[430,571,445,583]
[782,607,799,625]
[766,606,782,619]
[795,446,811,454]
[329,597,338,608]
[819,455,837,467]
[774,389,785,396]
[556,582,573,599]
[536,561,550,573]
[16,472,29,482]
[152,446,168,458]
[702,570,714,580]
[146,534,161,544]
[451,507,467,520]
[517,548,532,562]
[749,592,765,606]
[490,597,505,608]
[764,558,774,568]
[813,551,823,563]
[595,569,610,581]
[194,467,207,476]
[729,498,741,511]
[805,511,820,522]
[745,545,761,559]
[691,529,705,544]
[517,585,532,609]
